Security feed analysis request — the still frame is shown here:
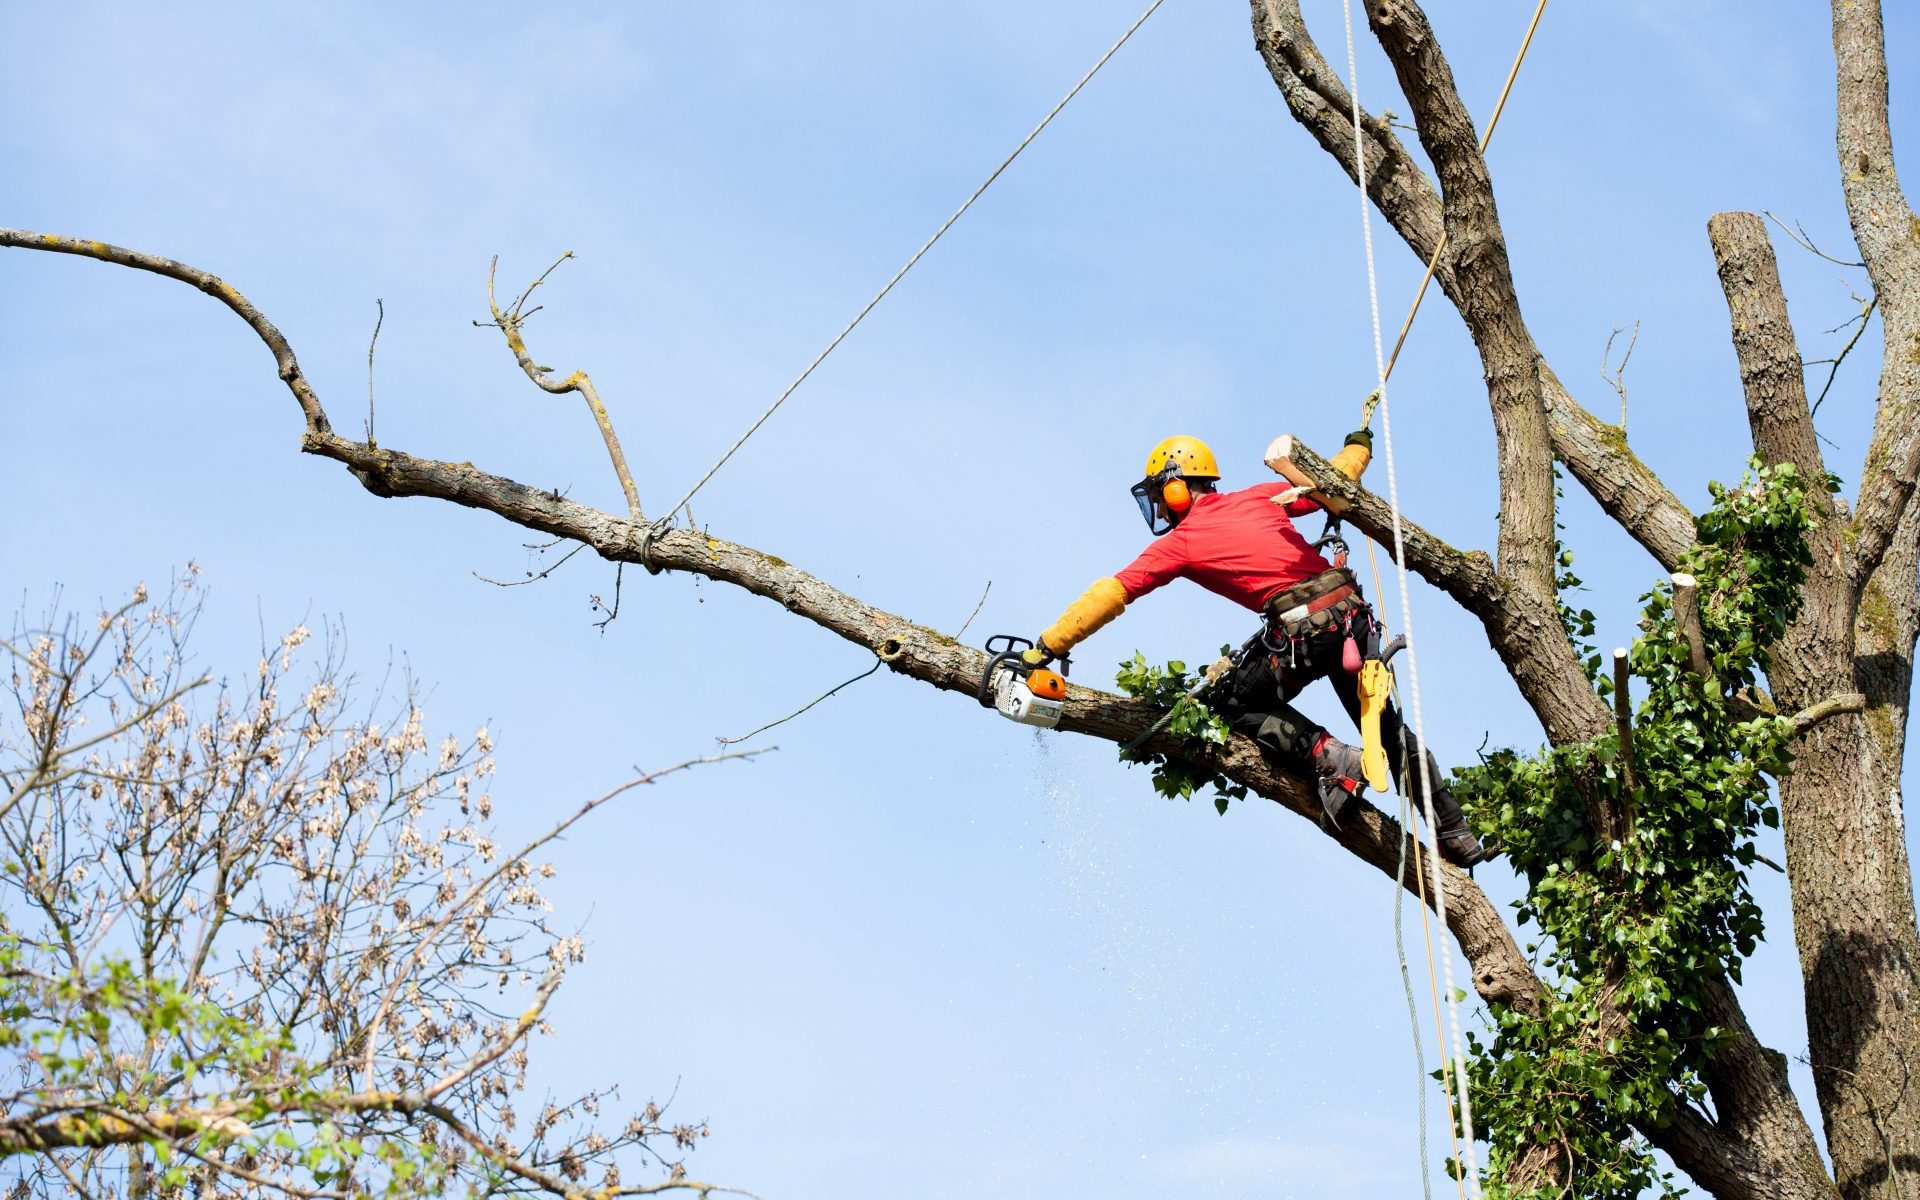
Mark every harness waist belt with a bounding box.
[1264,567,1358,617]
[1273,585,1357,627]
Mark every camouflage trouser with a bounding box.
[1216,621,1455,814]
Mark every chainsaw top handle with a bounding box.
[981,633,1069,676]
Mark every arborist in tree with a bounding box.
[1023,434,1492,866]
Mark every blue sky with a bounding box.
[3,1,1915,1195]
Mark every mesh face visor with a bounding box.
[1131,476,1174,536]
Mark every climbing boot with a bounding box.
[1310,731,1367,828]
[1398,748,1494,867]
[1425,775,1494,867]
[1437,823,1493,868]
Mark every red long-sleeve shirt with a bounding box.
[1114,482,1331,611]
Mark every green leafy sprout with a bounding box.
[1114,649,1248,815]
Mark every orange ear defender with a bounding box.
[1162,476,1191,512]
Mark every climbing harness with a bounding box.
[652,0,1171,541]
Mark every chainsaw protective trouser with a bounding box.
[1216,625,1472,835]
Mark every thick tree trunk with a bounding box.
[1778,712,1920,1197]
[1773,557,1920,1198]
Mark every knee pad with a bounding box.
[1254,712,1319,763]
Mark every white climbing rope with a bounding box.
[1338,1,1482,1193]
[1394,782,1435,1200]
[653,0,1170,535]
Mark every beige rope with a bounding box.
[1377,0,1554,390]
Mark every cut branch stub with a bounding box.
[1669,573,1715,683]
[1264,433,1349,514]
[1612,648,1637,797]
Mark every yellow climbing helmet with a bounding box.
[1143,435,1219,481]
[1132,435,1220,535]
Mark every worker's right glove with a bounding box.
[1022,638,1068,675]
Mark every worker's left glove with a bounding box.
[1344,428,1374,452]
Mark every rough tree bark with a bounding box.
[3,1,1916,1196]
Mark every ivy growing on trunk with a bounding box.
[1459,461,1824,1197]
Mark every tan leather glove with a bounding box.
[1329,428,1373,483]
[1038,577,1129,657]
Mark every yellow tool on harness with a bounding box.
[1358,658,1393,792]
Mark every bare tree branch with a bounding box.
[1763,210,1867,268]
[364,751,769,1081]
[953,580,992,642]
[366,297,384,445]
[0,228,330,434]
[1246,3,1698,575]
[1788,691,1867,732]
[1808,291,1877,417]
[1707,213,1830,488]
[1361,0,1555,599]
[1248,0,1451,290]
[717,660,880,746]
[473,540,589,588]
[1831,0,1920,591]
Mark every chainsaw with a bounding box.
[978,634,1068,729]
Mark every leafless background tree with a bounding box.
[0,570,751,1198]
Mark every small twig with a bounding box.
[954,580,992,641]
[1808,293,1878,416]
[362,750,770,1083]
[481,253,646,526]
[716,659,883,746]
[418,1098,761,1200]
[591,564,624,632]
[1601,320,1639,430]
[365,298,384,445]
[424,969,565,1100]
[473,541,588,588]
[1762,211,1867,268]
